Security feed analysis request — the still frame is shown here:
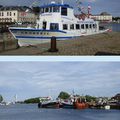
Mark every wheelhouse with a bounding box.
[39,3,73,16]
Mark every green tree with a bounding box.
[58,91,70,99]
[85,95,96,102]
[24,97,40,104]
[0,95,3,102]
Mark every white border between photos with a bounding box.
[0,56,120,61]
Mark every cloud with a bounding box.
[0,62,120,101]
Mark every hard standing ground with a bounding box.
[0,32,120,55]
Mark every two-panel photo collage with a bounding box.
[0,0,120,120]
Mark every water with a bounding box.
[0,104,120,120]
[100,23,120,32]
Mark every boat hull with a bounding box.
[38,102,59,109]
[74,102,88,109]
[9,27,109,46]
[62,103,74,109]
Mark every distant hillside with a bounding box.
[24,97,40,103]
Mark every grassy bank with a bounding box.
[0,32,120,55]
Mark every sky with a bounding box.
[0,0,120,16]
[0,61,120,102]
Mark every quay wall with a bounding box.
[0,32,19,52]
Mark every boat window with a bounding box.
[89,24,92,29]
[50,23,59,30]
[53,7,60,12]
[40,8,44,13]
[70,24,74,30]
[63,24,68,30]
[50,7,52,12]
[45,7,49,12]
[43,21,47,30]
[76,24,80,30]
[93,24,96,28]
[81,24,84,29]
[86,24,89,29]
[61,7,67,16]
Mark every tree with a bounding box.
[0,95,3,102]
[85,95,96,102]
[58,91,70,99]
[24,97,40,104]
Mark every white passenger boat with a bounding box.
[9,0,109,46]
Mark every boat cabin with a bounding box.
[36,2,98,33]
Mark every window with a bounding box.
[89,24,92,29]
[81,24,84,29]
[45,7,49,12]
[76,24,80,30]
[40,8,44,13]
[63,24,68,30]
[50,7,52,12]
[14,13,16,16]
[85,24,89,29]
[61,7,67,16]
[0,12,1,16]
[7,12,9,16]
[43,21,47,30]
[70,24,74,30]
[93,24,97,28]
[50,23,59,30]
[53,7,59,12]
[2,12,4,16]
[10,12,11,16]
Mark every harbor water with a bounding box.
[100,23,120,32]
[0,104,120,120]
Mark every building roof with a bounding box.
[0,6,33,12]
[100,12,111,16]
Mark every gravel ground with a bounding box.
[0,32,120,56]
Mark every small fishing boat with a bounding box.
[74,98,88,109]
[61,102,74,109]
[38,100,60,108]
[9,0,109,46]
[74,102,88,109]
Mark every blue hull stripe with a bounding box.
[10,28,67,33]
[16,36,73,39]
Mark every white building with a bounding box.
[90,12,112,22]
[0,6,36,24]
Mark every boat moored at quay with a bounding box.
[9,0,109,46]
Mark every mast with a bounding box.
[61,0,64,4]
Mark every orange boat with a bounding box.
[74,99,88,109]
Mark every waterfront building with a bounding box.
[0,6,36,24]
[90,12,112,22]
